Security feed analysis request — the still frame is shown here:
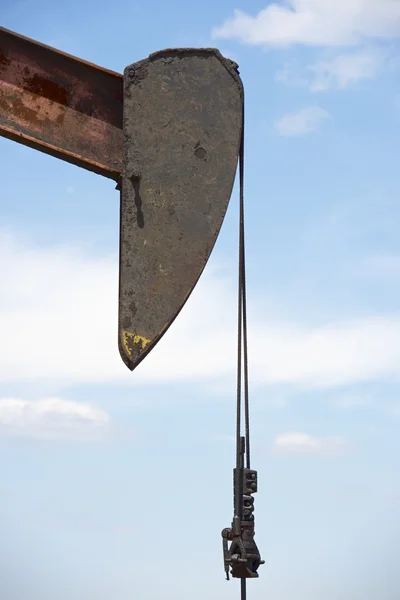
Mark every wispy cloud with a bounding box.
[213,3,395,94]
[277,49,384,92]
[212,1,400,48]
[273,432,347,457]
[309,49,383,91]
[0,397,110,440]
[3,231,400,390]
[275,106,330,136]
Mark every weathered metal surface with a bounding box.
[119,48,243,370]
[0,26,123,180]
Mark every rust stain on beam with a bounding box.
[0,26,123,180]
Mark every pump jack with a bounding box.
[0,25,263,596]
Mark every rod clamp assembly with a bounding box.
[222,441,264,580]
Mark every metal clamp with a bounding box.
[221,440,264,580]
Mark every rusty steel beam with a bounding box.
[0,26,123,180]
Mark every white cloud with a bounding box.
[309,49,383,91]
[277,49,383,91]
[273,432,347,456]
[3,231,400,390]
[212,1,400,48]
[0,397,109,440]
[275,106,330,136]
[214,4,396,99]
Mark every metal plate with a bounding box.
[119,48,243,370]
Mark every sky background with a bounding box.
[1,0,400,598]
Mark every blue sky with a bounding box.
[1,0,400,598]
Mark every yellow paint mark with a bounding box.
[121,330,151,358]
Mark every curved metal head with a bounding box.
[119,48,243,370]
